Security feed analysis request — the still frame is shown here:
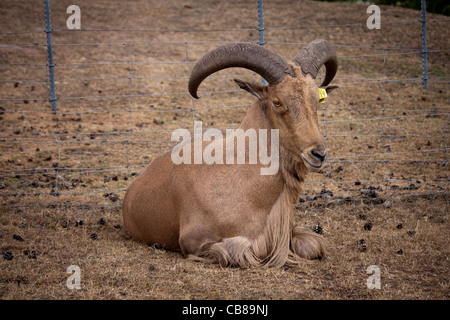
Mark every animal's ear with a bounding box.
[324,85,339,94]
[233,79,266,100]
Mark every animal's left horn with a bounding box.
[293,39,338,87]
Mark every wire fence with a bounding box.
[0,0,448,210]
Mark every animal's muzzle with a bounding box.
[301,146,328,171]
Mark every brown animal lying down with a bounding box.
[123,40,339,268]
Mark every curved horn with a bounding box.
[293,39,338,87]
[188,43,294,99]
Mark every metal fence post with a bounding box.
[44,0,58,111]
[421,0,428,90]
[257,0,268,85]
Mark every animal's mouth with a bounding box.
[301,154,325,171]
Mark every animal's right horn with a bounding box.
[188,43,294,99]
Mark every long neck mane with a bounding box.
[236,100,308,267]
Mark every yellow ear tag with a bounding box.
[318,88,327,103]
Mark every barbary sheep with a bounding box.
[122,40,338,268]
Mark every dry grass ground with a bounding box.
[0,0,449,300]
[0,196,448,299]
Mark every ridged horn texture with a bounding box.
[188,43,294,99]
[293,39,338,87]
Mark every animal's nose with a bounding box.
[310,149,327,162]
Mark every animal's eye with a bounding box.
[273,101,282,108]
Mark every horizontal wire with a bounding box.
[0,149,447,177]
[340,51,421,58]
[265,19,421,30]
[2,184,447,198]
[267,41,421,51]
[322,112,450,123]
[0,188,127,196]
[0,132,447,146]
[3,191,448,210]
[0,164,146,174]
[1,159,447,179]
[330,148,447,160]
[3,17,445,37]
[4,79,447,102]
[1,111,448,141]
[52,28,255,33]
[1,104,448,115]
